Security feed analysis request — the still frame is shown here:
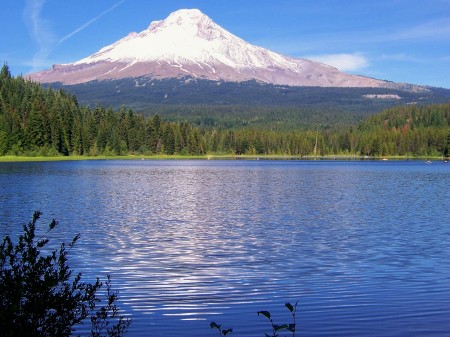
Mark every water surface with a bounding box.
[1,160,449,336]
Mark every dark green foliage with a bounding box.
[0,211,131,337]
[52,76,450,112]
[354,103,450,156]
[210,322,233,337]
[444,130,450,158]
[1,64,449,157]
[211,302,298,337]
[0,67,206,156]
[50,76,450,132]
[258,302,298,337]
[143,104,361,132]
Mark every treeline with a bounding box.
[353,103,450,157]
[0,65,205,156]
[140,104,365,131]
[1,64,449,157]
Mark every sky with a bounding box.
[2,0,450,88]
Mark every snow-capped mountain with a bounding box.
[27,9,410,89]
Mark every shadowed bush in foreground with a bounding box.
[0,211,131,337]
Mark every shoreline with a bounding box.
[0,154,447,163]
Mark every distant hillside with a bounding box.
[47,77,450,130]
[353,103,450,157]
[1,64,449,158]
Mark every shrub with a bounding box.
[211,301,298,337]
[0,211,131,337]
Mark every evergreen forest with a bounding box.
[1,64,449,158]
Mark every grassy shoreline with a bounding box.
[0,154,208,162]
[0,154,447,162]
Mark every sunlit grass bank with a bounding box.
[0,154,446,162]
[0,154,208,162]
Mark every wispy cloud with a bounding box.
[382,17,450,42]
[23,0,126,72]
[23,0,57,72]
[378,53,422,62]
[58,0,127,45]
[306,53,370,72]
[273,15,450,59]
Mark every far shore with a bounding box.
[0,154,448,163]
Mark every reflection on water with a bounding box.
[1,160,450,336]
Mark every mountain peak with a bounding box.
[147,9,209,32]
[145,8,217,42]
[165,8,207,23]
[27,9,415,90]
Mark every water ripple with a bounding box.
[1,160,450,336]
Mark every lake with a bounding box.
[1,159,449,337]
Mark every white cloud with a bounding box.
[306,53,370,71]
[23,0,57,72]
[22,0,126,73]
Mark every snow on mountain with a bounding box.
[27,9,410,89]
[75,9,303,71]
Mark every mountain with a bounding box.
[59,76,450,113]
[28,9,420,90]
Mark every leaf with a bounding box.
[210,322,221,330]
[257,310,271,319]
[285,302,294,312]
[49,219,57,230]
[287,323,296,332]
[70,233,81,247]
[33,210,42,223]
[274,324,288,331]
[36,239,49,248]
[222,328,233,336]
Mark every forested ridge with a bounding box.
[1,65,449,158]
[53,75,450,131]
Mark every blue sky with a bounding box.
[2,0,450,88]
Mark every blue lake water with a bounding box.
[1,159,449,337]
